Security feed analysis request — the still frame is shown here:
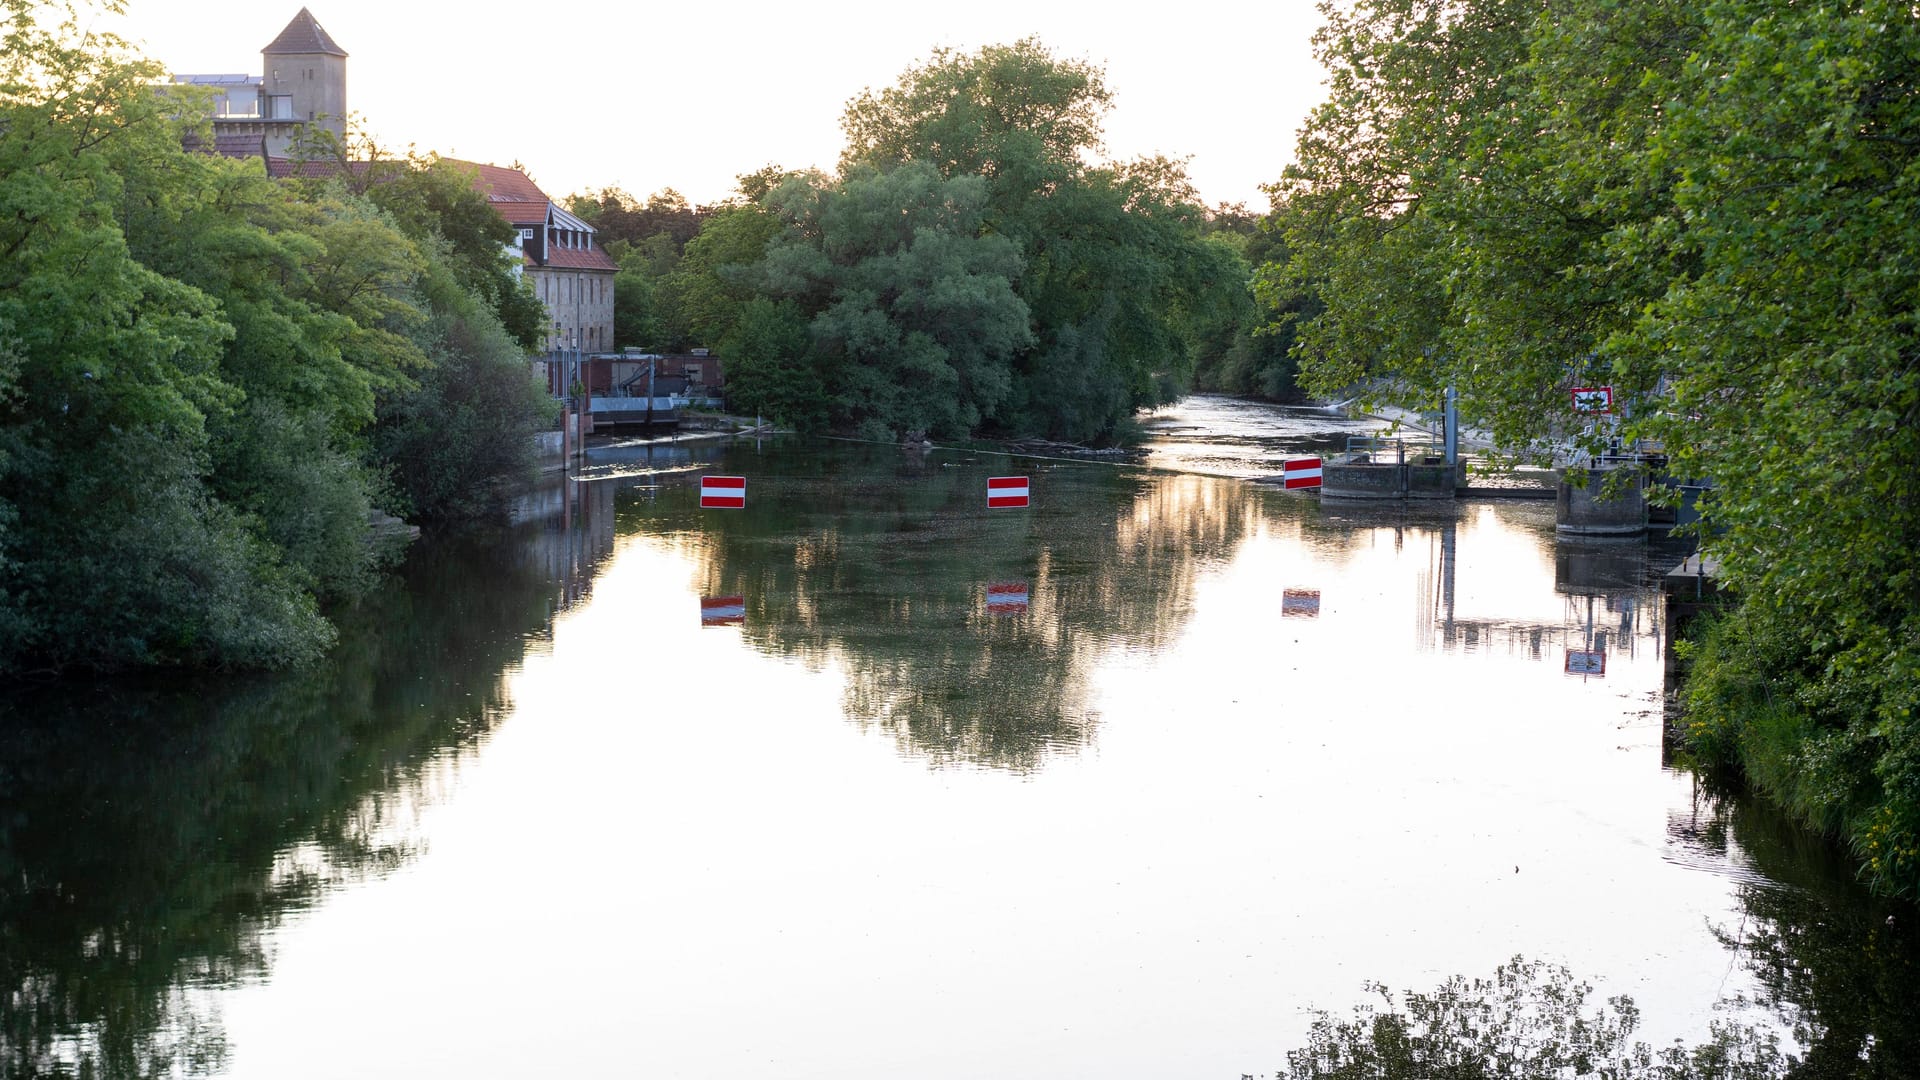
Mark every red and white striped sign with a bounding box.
[987,475,1030,509]
[986,581,1030,615]
[1281,589,1321,617]
[1282,457,1323,490]
[700,475,746,508]
[700,595,745,626]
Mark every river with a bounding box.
[2,396,1913,1078]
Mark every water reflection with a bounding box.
[0,525,571,1079]
[4,432,1917,1080]
[634,448,1289,772]
[1675,787,1920,1076]
[1139,394,1382,479]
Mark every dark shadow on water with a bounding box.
[0,518,600,1079]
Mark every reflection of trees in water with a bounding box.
[0,526,566,1079]
[1673,784,1920,1076]
[636,444,1296,771]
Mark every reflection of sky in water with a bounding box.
[201,436,1829,1079]
[22,413,1902,1079]
[1139,394,1386,478]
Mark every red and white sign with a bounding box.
[1281,589,1321,617]
[1564,650,1606,676]
[986,581,1030,615]
[987,476,1030,509]
[700,595,745,626]
[1571,386,1614,414]
[700,475,746,508]
[1282,457,1323,490]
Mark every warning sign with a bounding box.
[700,476,746,509]
[1282,457,1323,490]
[987,476,1030,509]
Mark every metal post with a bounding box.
[1444,384,1458,466]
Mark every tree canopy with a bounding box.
[0,0,552,673]
[656,40,1262,442]
[1269,0,1920,897]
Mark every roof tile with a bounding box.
[264,8,347,57]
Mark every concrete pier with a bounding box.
[1555,466,1647,536]
[1322,454,1466,501]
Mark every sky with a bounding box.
[110,0,1329,210]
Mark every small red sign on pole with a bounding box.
[1282,457,1323,490]
[700,595,745,626]
[987,476,1030,509]
[1571,386,1614,414]
[986,581,1029,615]
[700,475,746,509]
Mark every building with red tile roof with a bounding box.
[172,13,619,360]
[450,159,618,355]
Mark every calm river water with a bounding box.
[2,397,1914,1078]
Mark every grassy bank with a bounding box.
[1678,600,1920,900]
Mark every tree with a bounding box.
[0,0,554,672]
[755,163,1033,439]
[1269,0,1920,897]
[0,0,341,669]
[830,41,1248,442]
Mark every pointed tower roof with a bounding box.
[263,9,346,57]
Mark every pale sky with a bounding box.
[112,0,1328,210]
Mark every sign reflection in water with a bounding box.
[2,426,1916,1080]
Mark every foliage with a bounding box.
[1283,957,1784,1079]
[713,296,826,430]
[569,186,709,251]
[659,40,1261,443]
[0,0,553,672]
[754,163,1033,438]
[1269,0,1920,897]
[570,187,716,352]
[372,292,555,523]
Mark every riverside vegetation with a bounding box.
[1,5,1290,676]
[6,0,1910,918]
[566,39,1304,442]
[0,0,555,673]
[1262,0,1920,901]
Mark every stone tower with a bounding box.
[260,8,347,152]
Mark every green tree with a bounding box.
[1271,0,1920,896]
[756,163,1033,439]
[0,0,337,669]
[0,0,554,671]
[834,40,1245,441]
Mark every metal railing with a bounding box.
[1343,436,1445,465]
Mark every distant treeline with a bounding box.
[0,2,553,673]
[567,39,1304,446]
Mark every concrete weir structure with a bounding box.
[1555,465,1648,536]
[1321,457,1466,500]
